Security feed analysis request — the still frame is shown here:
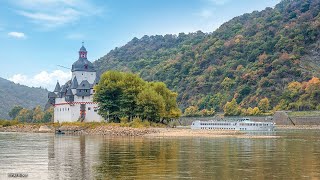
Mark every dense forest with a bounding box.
[94,0,320,113]
[0,77,48,119]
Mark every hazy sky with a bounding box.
[0,0,280,90]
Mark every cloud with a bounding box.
[9,70,71,91]
[8,31,26,39]
[11,0,103,29]
[18,8,80,28]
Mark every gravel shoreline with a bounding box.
[0,124,284,138]
[276,125,320,129]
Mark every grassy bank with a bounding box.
[0,120,19,127]
[287,111,320,117]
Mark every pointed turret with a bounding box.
[65,87,74,102]
[54,81,61,92]
[70,77,78,89]
[60,85,67,97]
[66,88,73,96]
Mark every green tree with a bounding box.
[184,106,199,117]
[221,77,235,90]
[94,71,180,123]
[136,87,165,122]
[43,107,54,122]
[258,98,270,113]
[94,71,126,122]
[9,106,23,119]
[224,98,241,116]
[149,82,181,122]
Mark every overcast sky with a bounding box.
[0,0,280,91]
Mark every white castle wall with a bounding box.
[72,71,96,84]
[53,82,104,123]
[54,97,104,123]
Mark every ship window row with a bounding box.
[201,127,236,130]
[200,123,232,126]
[241,123,269,126]
[57,108,70,112]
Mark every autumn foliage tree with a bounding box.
[224,98,241,116]
[11,106,53,123]
[276,77,320,111]
[258,98,270,113]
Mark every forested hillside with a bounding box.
[94,0,320,112]
[0,78,48,119]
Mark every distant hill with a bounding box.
[94,0,320,111]
[0,77,48,119]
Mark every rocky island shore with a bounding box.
[0,124,284,138]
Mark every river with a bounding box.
[0,130,319,179]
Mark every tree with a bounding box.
[94,71,181,123]
[136,88,165,122]
[184,106,199,117]
[43,107,54,122]
[33,106,44,122]
[149,82,181,122]
[258,98,270,113]
[94,71,127,122]
[15,108,33,123]
[224,98,241,116]
[9,106,23,119]
[221,77,235,90]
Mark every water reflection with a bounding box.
[48,135,103,180]
[0,131,320,179]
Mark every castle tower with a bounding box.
[49,43,103,123]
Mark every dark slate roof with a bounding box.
[54,81,61,92]
[60,85,67,93]
[80,45,87,52]
[48,92,57,98]
[66,88,74,96]
[78,80,91,89]
[70,77,78,89]
[71,58,95,72]
[72,45,95,72]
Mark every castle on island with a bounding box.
[47,44,104,122]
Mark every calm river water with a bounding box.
[0,130,320,179]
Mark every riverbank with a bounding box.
[276,125,320,129]
[0,124,282,138]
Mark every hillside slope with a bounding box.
[94,0,320,111]
[0,78,48,119]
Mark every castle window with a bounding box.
[88,107,91,111]
[94,109,97,112]
[82,96,84,100]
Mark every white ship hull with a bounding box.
[191,118,275,131]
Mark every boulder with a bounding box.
[39,125,52,132]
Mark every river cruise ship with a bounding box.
[191,118,275,131]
